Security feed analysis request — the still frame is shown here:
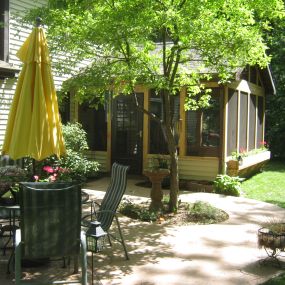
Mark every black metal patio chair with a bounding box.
[82,162,130,260]
[15,182,87,285]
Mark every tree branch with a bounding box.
[132,91,162,124]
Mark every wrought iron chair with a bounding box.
[15,182,87,285]
[83,162,130,260]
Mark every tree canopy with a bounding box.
[23,0,285,210]
[25,0,284,102]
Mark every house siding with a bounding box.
[84,150,108,172]
[0,0,47,146]
[178,157,219,181]
[0,0,73,147]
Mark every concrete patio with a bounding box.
[1,175,285,284]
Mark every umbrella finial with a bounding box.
[35,17,42,27]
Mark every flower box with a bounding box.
[226,150,270,178]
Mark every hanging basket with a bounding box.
[258,226,285,250]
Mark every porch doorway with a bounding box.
[111,93,143,174]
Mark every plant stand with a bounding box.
[143,169,170,211]
[258,226,285,268]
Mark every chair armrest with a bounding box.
[15,228,21,247]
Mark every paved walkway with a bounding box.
[1,176,285,284]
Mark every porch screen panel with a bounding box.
[239,92,247,151]
[78,103,107,151]
[149,90,168,154]
[256,96,264,148]
[186,110,199,156]
[248,95,256,150]
[227,89,238,156]
[186,88,221,157]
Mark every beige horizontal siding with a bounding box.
[179,157,219,181]
[145,154,219,181]
[84,150,108,172]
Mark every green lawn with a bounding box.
[242,160,285,209]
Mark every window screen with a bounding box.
[256,96,264,148]
[78,103,107,151]
[248,95,256,150]
[186,88,221,156]
[149,90,179,154]
[239,92,247,151]
[227,89,238,156]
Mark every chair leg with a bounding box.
[80,232,88,285]
[107,234,112,246]
[114,217,129,260]
[118,229,129,260]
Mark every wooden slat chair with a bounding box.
[15,182,87,285]
[83,162,130,260]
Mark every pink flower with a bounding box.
[49,174,57,182]
[34,175,39,182]
[43,166,54,173]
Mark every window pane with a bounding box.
[201,95,220,147]
[78,103,107,151]
[227,89,238,156]
[186,88,221,156]
[248,95,256,150]
[239,92,248,151]
[256,96,264,148]
[186,110,199,155]
[149,94,168,154]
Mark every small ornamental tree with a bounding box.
[23,0,284,211]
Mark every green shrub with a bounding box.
[31,122,100,183]
[62,122,89,152]
[213,174,241,197]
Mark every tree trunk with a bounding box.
[161,90,180,212]
[168,145,179,212]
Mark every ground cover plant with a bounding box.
[242,160,285,209]
[119,197,229,225]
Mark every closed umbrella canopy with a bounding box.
[2,26,66,161]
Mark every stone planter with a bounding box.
[227,150,271,178]
[143,169,170,211]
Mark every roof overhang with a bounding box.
[260,65,276,95]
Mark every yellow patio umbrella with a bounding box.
[1,22,66,161]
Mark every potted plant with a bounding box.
[144,155,170,210]
[258,221,285,252]
[0,166,28,204]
